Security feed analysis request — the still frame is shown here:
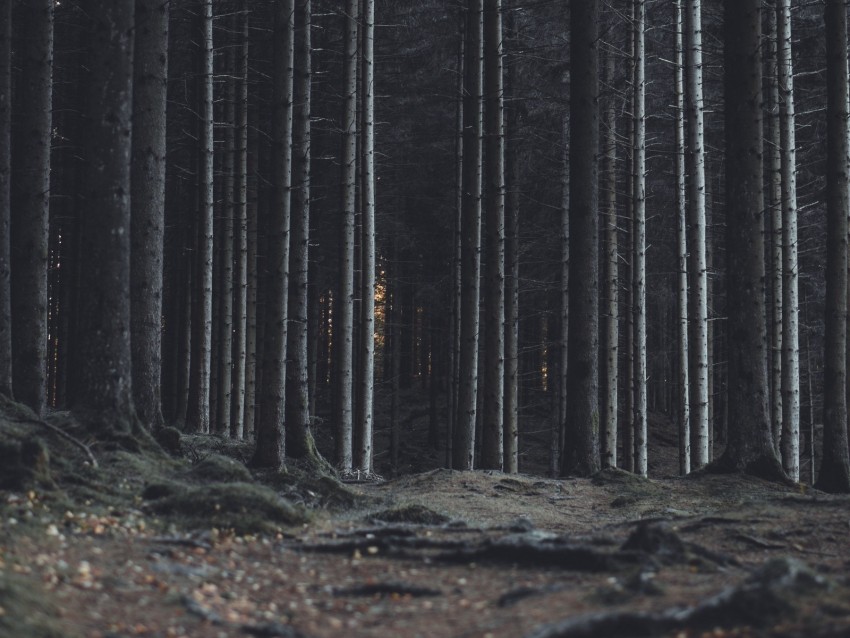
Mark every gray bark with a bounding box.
[0,0,11,397]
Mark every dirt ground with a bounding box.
[1,397,850,638]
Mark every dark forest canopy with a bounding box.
[0,0,849,492]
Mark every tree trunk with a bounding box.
[632,0,648,478]
[777,0,800,483]
[0,0,11,398]
[561,0,600,477]
[231,4,249,440]
[355,0,376,473]
[554,117,568,478]
[244,115,259,439]
[601,43,619,471]
[715,0,784,480]
[816,0,850,493]
[10,0,53,416]
[130,0,169,432]
[453,0,483,471]
[674,0,690,476]
[480,0,505,471]
[74,0,136,435]
[285,0,314,460]
[187,0,214,435]
[685,0,709,470]
[334,0,359,472]
[253,0,295,469]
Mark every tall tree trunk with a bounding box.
[554,117,568,477]
[244,115,259,439]
[481,0,505,471]
[130,0,169,431]
[75,0,136,435]
[334,0,359,472]
[765,2,783,457]
[561,0,600,477]
[685,0,709,470]
[355,0,376,474]
[285,0,315,460]
[674,0,690,476]
[253,0,295,469]
[453,0,483,471]
[231,4,249,440]
[0,0,11,398]
[10,0,53,415]
[816,0,850,493]
[777,0,800,483]
[716,0,784,479]
[187,0,214,435]
[632,0,648,477]
[601,43,619,471]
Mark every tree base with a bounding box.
[700,451,794,486]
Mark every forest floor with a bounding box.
[1,395,849,638]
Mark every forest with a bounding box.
[1,0,850,636]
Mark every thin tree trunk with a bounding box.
[685,0,709,470]
[231,5,249,440]
[130,0,169,431]
[562,0,600,477]
[453,0,483,471]
[334,0,359,472]
[816,0,850,493]
[187,0,214,434]
[632,0,648,477]
[10,0,53,416]
[0,0,11,398]
[554,117,568,478]
[355,0,376,473]
[244,116,259,439]
[674,0,690,476]
[285,0,314,460]
[481,0,505,471]
[252,0,295,469]
[777,0,800,483]
[601,43,619,471]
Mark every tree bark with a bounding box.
[453,0,483,471]
[253,0,295,469]
[561,0,600,477]
[776,0,800,483]
[74,0,136,435]
[480,0,505,471]
[130,0,169,431]
[714,0,784,480]
[816,0,850,493]
[334,0,359,472]
[0,0,11,398]
[10,0,53,415]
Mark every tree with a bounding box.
[480,0,505,471]
[561,0,600,477]
[74,0,136,434]
[187,0,215,435]
[334,0,359,472]
[632,0,647,478]
[674,0,690,476]
[285,0,315,460]
[130,0,169,431]
[10,0,53,415]
[816,0,850,493]
[453,0,483,471]
[0,0,10,399]
[685,0,709,469]
[776,0,800,482]
[355,0,376,474]
[713,0,783,479]
[253,0,295,469]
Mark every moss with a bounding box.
[155,426,182,454]
[146,482,309,533]
[0,573,71,638]
[187,454,253,483]
[262,468,369,510]
[0,437,54,490]
[370,503,450,525]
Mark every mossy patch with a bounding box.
[0,436,54,490]
[370,503,450,525]
[262,468,369,510]
[0,572,70,638]
[145,482,308,533]
[187,454,253,483]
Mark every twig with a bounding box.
[34,418,99,468]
